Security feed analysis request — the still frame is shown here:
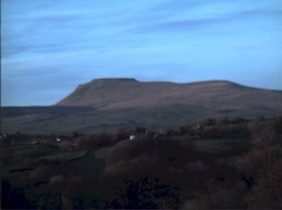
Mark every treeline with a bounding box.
[76,116,251,148]
[183,116,282,209]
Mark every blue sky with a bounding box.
[2,0,282,106]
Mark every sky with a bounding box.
[1,0,282,106]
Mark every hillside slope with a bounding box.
[56,78,282,113]
[2,78,282,134]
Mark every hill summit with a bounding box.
[56,78,282,113]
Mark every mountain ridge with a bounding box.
[55,78,282,111]
[68,78,278,91]
[70,78,243,90]
[2,78,282,134]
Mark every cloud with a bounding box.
[150,0,205,12]
[126,8,282,34]
[127,19,219,34]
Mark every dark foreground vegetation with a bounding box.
[1,116,282,209]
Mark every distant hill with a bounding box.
[2,78,282,134]
[56,78,282,112]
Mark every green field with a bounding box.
[173,136,250,154]
[94,146,114,159]
[39,150,88,161]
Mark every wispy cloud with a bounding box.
[126,8,282,34]
[150,0,204,12]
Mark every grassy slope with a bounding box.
[2,104,281,134]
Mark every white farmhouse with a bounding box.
[129,134,136,141]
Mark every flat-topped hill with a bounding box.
[2,78,282,134]
[56,78,282,112]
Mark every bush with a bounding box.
[108,176,180,209]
